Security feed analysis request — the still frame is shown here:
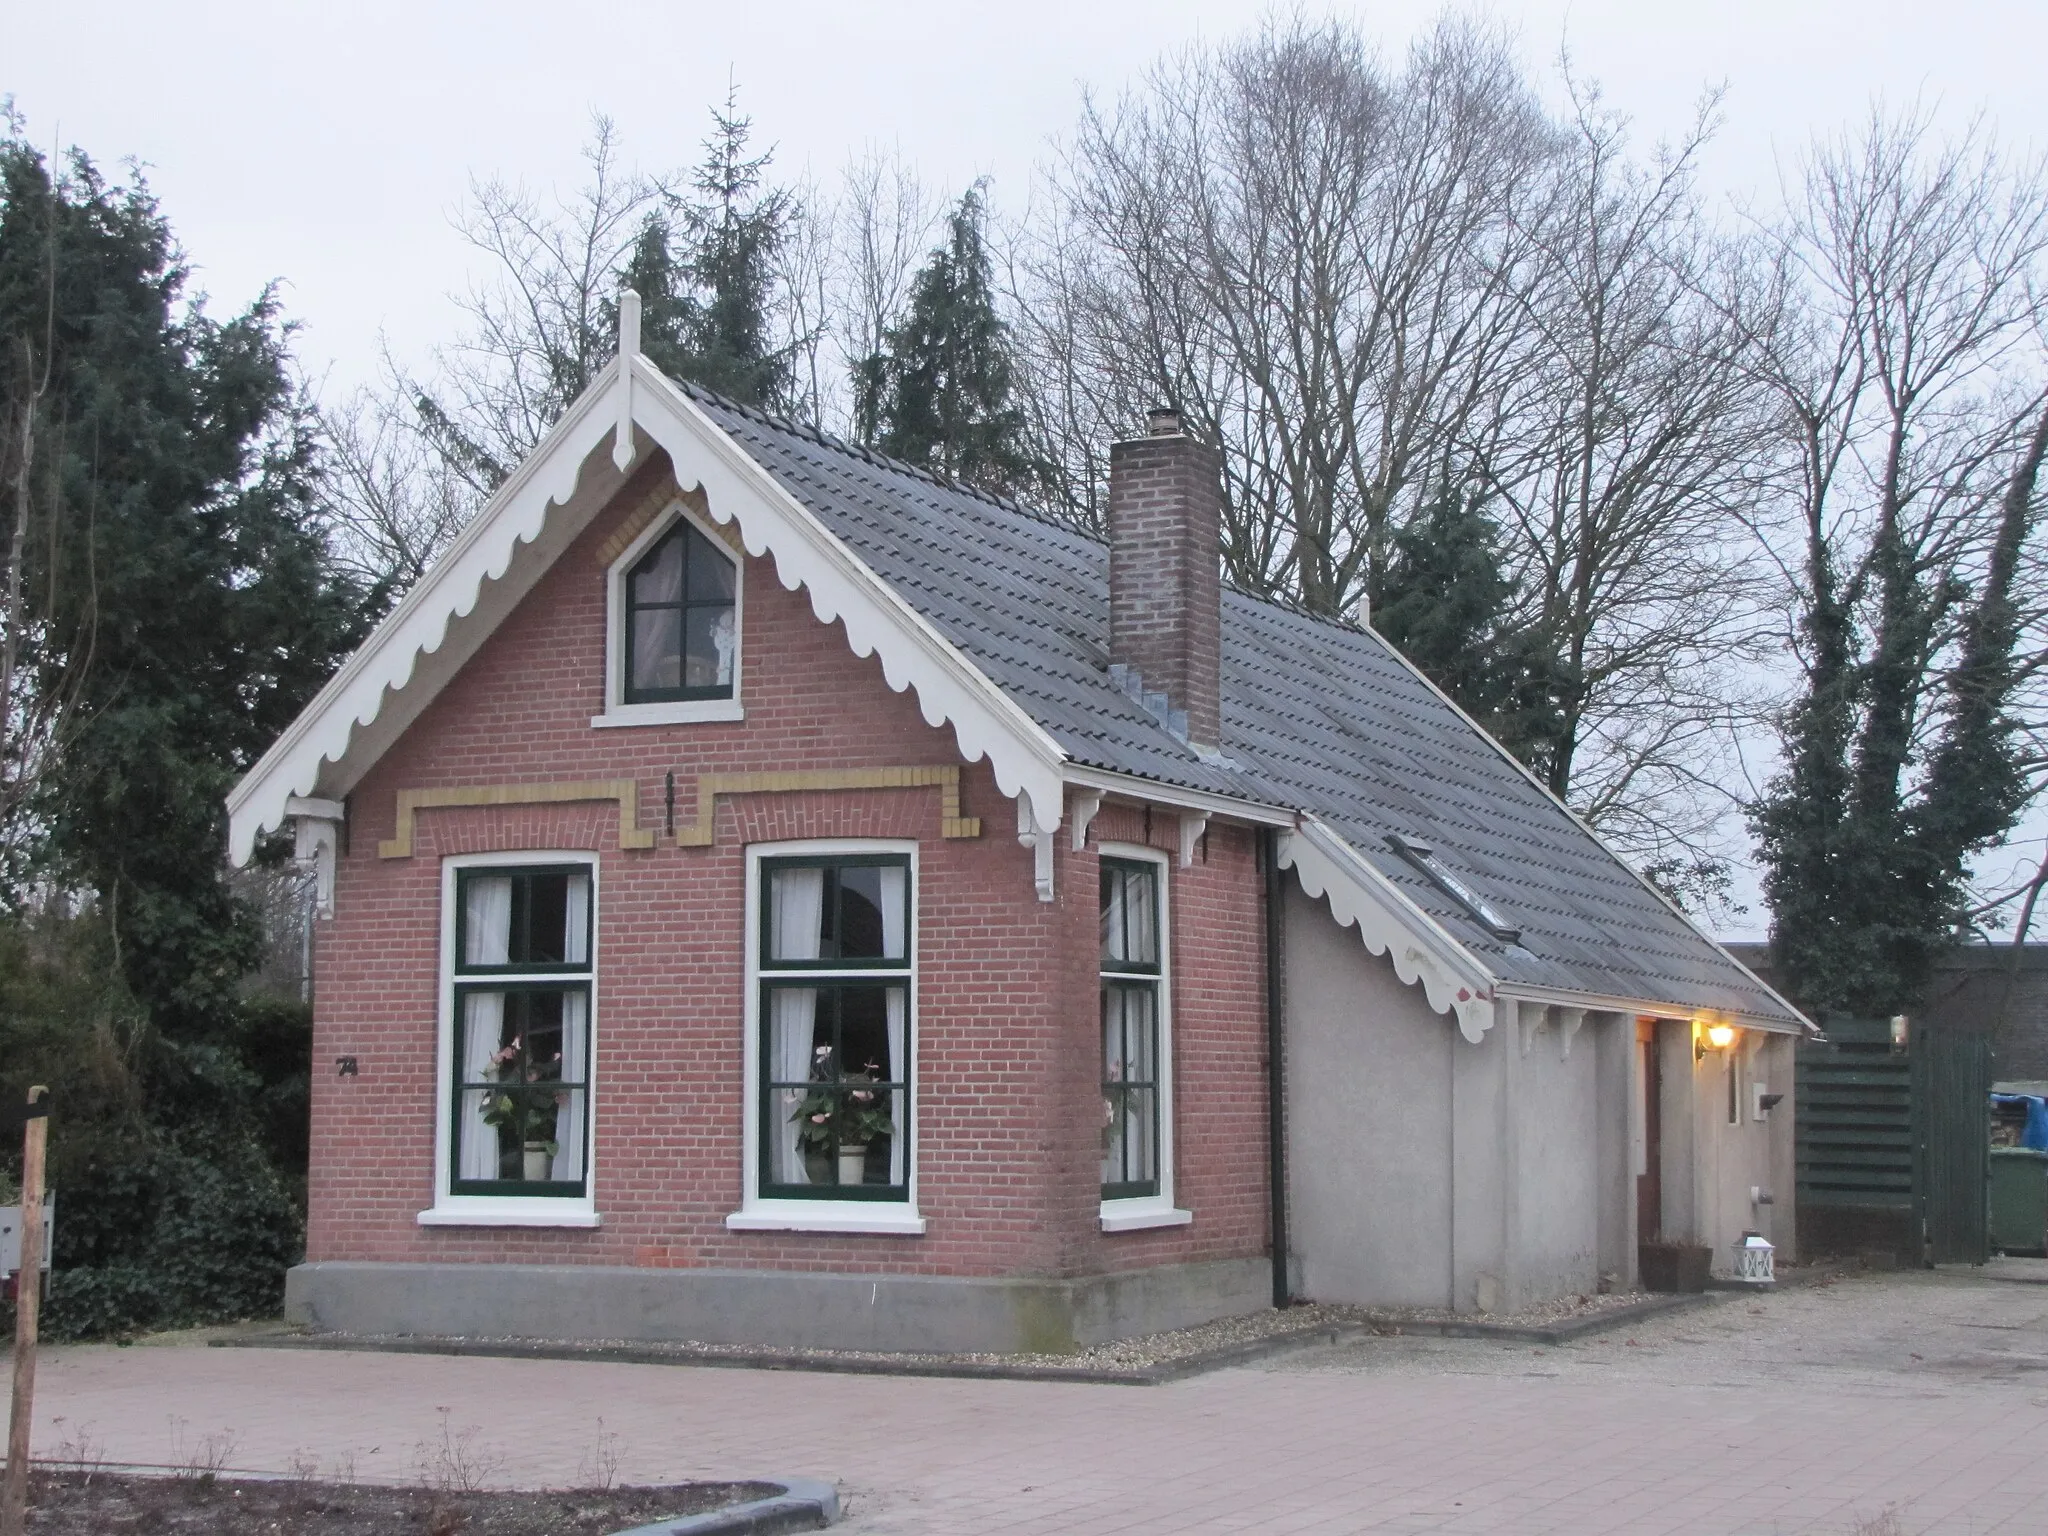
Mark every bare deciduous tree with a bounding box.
[1471,78,1780,868]
[1750,105,2048,1001]
[832,148,939,441]
[1029,15,1554,603]
[407,113,661,497]
[319,382,477,595]
[1019,14,1773,881]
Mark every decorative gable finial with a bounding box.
[614,288,643,472]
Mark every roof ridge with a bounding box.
[672,374,1090,538]
[667,377,1397,654]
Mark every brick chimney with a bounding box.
[1108,406,1223,750]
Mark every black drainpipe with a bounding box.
[1261,826,1289,1309]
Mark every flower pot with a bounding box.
[523,1143,552,1182]
[837,1145,868,1186]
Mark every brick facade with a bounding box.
[307,458,1271,1285]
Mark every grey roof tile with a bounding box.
[685,385,1799,1028]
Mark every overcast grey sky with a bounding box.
[12,0,2048,937]
[13,1,2047,396]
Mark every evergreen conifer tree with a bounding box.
[0,133,370,1034]
[598,91,799,412]
[856,188,1038,497]
[678,97,794,409]
[1372,491,1572,781]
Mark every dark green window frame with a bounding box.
[622,518,737,705]
[757,854,913,1203]
[450,864,593,1198]
[1101,856,1164,1201]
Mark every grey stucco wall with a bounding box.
[1511,1013,1603,1303]
[1281,882,1636,1312]
[1650,1022,1797,1270]
[1284,883,1458,1307]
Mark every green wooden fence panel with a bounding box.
[1797,1013,1988,1263]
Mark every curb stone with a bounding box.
[609,1476,838,1535]
[16,1466,827,1534]
[1355,1291,1714,1345]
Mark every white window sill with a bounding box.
[725,1203,926,1236]
[1099,1200,1193,1233]
[591,699,744,729]
[418,1203,603,1229]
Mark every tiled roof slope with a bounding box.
[686,385,1800,1028]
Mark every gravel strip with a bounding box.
[214,1289,1677,1383]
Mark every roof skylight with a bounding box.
[1385,834,1521,944]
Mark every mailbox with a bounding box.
[0,1197,54,1278]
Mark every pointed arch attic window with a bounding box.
[627,520,736,700]
[597,503,744,728]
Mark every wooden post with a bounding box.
[1,1086,48,1536]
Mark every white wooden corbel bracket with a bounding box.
[1558,1007,1587,1061]
[287,795,346,919]
[1177,811,1209,869]
[1017,796,1055,902]
[1517,1001,1550,1057]
[1070,789,1104,852]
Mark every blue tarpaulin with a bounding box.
[1993,1094,2048,1150]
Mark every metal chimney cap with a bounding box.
[1146,406,1183,437]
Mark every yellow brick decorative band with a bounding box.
[672,766,981,847]
[593,480,721,568]
[376,767,979,858]
[378,780,657,858]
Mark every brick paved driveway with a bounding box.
[11,1265,2048,1534]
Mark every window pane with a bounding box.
[1101,861,1159,968]
[768,868,826,962]
[837,866,887,959]
[1101,1093,1125,1186]
[763,981,907,1193]
[1104,984,1157,1083]
[766,984,824,1185]
[630,534,684,605]
[462,876,512,967]
[1102,981,1159,1194]
[457,1087,586,1182]
[768,862,908,965]
[684,606,736,690]
[514,874,576,965]
[455,985,587,1188]
[1122,1086,1157,1186]
[838,985,892,1076]
[685,525,736,601]
[631,609,682,693]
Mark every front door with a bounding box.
[1637,1019,1662,1241]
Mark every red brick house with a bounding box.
[229,298,1810,1351]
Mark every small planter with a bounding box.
[522,1143,553,1182]
[1639,1240,1712,1293]
[837,1144,869,1186]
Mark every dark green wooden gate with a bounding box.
[1916,1024,1991,1264]
[1797,1015,1989,1264]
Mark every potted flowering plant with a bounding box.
[791,1044,894,1186]
[480,1037,566,1180]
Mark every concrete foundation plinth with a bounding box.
[284,1257,1272,1355]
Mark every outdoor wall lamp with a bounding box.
[1696,1021,1737,1061]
